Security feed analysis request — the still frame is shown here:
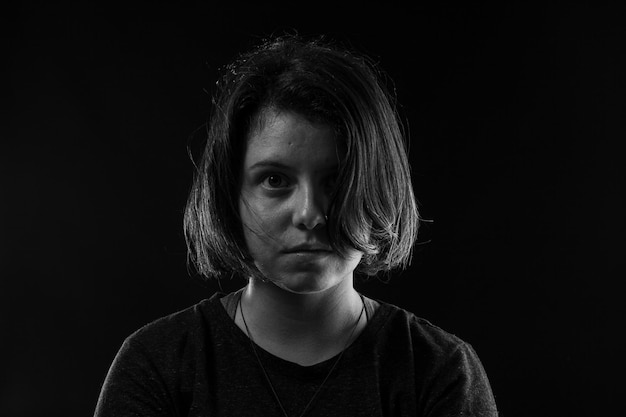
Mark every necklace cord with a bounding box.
[238,292,366,417]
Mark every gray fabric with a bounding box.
[94,291,498,416]
[221,287,377,322]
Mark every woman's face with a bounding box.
[239,109,362,294]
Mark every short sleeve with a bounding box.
[425,342,499,417]
[94,337,174,417]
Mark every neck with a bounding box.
[238,277,365,365]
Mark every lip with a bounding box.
[282,244,332,254]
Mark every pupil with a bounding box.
[268,175,281,186]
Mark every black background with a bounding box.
[3,2,625,416]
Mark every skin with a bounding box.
[234,108,370,366]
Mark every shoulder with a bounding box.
[372,299,466,352]
[105,294,229,392]
[122,294,223,355]
[95,295,229,415]
[366,299,498,415]
[367,298,482,372]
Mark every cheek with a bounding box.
[238,196,254,232]
[239,194,287,243]
[342,250,363,272]
[326,249,362,278]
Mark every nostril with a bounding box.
[294,207,326,230]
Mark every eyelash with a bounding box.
[258,173,338,191]
[261,173,290,189]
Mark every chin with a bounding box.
[254,254,362,295]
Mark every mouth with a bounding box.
[285,249,330,254]
[282,250,332,260]
[282,244,332,254]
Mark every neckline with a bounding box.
[213,290,386,377]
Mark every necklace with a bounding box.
[238,291,366,417]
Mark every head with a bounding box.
[184,34,419,284]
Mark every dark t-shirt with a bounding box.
[94,291,498,416]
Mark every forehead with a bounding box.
[243,109,341,169]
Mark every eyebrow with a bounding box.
[247,161,293,171]
[247,160,340,173]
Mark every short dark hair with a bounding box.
[184,34,419,281]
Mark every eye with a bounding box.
[262,174,289,189]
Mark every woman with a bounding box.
[94,35,498,416]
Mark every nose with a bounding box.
[292,183,328,230]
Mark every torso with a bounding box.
[220,289,379,366]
